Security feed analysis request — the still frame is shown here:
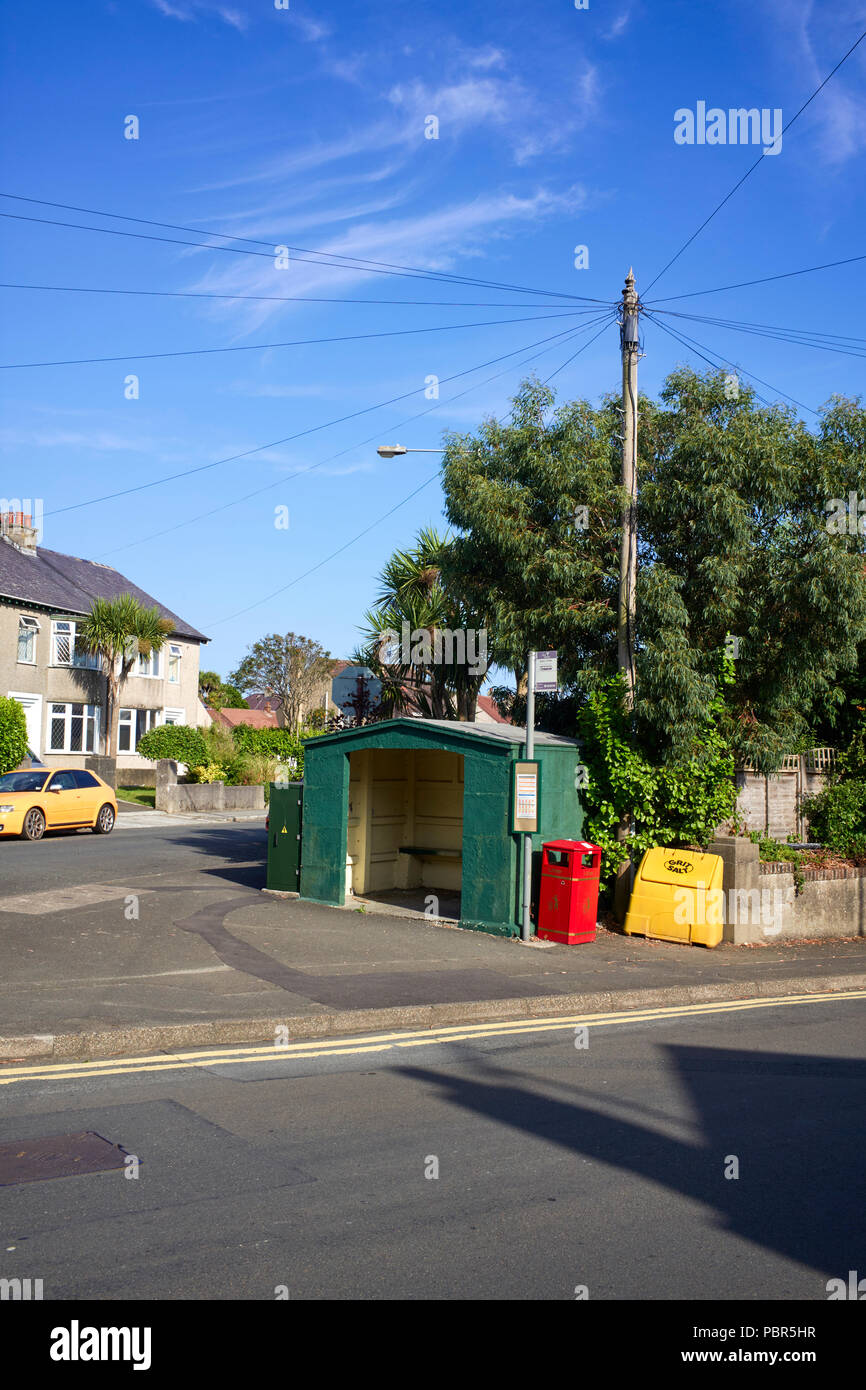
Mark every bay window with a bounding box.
[48,703,99,754]
[117,708,161,753]
[51,620,99,669]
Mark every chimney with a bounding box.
[1,511,38,554]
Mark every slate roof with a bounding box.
[0,538,208,642]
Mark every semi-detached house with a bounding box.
[0,512,208,772]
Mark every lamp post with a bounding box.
[376,445,444,458]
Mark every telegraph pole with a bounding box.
[615,269,640,916]
[618,267,639,704]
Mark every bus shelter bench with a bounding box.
[398,846,462,860]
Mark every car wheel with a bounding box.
[21,808,46,841]
[93,803,116,835]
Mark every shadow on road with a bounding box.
[170,829,266,889]
[399,1045,866,1280]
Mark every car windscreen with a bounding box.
[0,771,49,793]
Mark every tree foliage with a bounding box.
[230,633,333,730]
[198,670,249,709]
[442,370,866,769]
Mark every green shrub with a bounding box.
[802,780,866,856]
[137,724,208,767]
[229,724,322,776]
[188,762,230,784]
[578,675,737,887]
[0,696,28,773]
[202,723,237,766]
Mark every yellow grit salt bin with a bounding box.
[623,847,725,948]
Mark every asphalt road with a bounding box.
[1,995,863,1300]
[0,821,267,897]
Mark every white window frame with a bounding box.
[163,707,185,726]
[136,648,162,678]
[167,643,182,684]
[51,619,99,670]
[118,707,161,753]
[47,702,99,754]
[17,616,39,664]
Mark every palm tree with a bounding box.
[77,595,173,757]
[358,526,491,721]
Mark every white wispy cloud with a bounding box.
[603,9,632,40]
[760,0,866,165]
[180,184,594,333]
[150,0,249,32]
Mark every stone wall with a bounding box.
[154,759,264,813]
[757,862,866,940]
[709,834,864,941]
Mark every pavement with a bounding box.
[0,822,863,1061]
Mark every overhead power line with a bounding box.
[645,252,866,305]
[644,26,866,293]
[204,314,616,628]
[643,310,818,416]
[102,313,613,562]
[0,193,597,304]
[44,315,614,519]
[0,280,597,311]
[651,308,866,360]
[0,307,591,371]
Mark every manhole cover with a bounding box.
[0,1132,129,1185]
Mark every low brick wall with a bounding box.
[757,862,866,940]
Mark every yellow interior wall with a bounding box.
[346,747,463,896]
[413,749,463,891]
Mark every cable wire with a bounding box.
[644,26,866,293]
[44,316,614,519]
[0,307,589,371]
[203,315,616,627]
[0,196,598,304]
[643,310,818,416]
[645,252,866,305]
[0,280,603,311]
[98,315,614,559]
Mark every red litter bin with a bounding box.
[537,840,601,945]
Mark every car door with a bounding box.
[71,770,103,823]
[43,770,83,827]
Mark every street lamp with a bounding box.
[376,445,444,458]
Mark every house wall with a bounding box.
[1,601,204,769]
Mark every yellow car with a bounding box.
[0,767,118,841]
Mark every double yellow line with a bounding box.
[1,990,863,1087]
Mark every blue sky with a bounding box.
[1,0,864,677]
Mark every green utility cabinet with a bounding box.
[266,782,304,891]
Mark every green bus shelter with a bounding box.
[299,717,586,937]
